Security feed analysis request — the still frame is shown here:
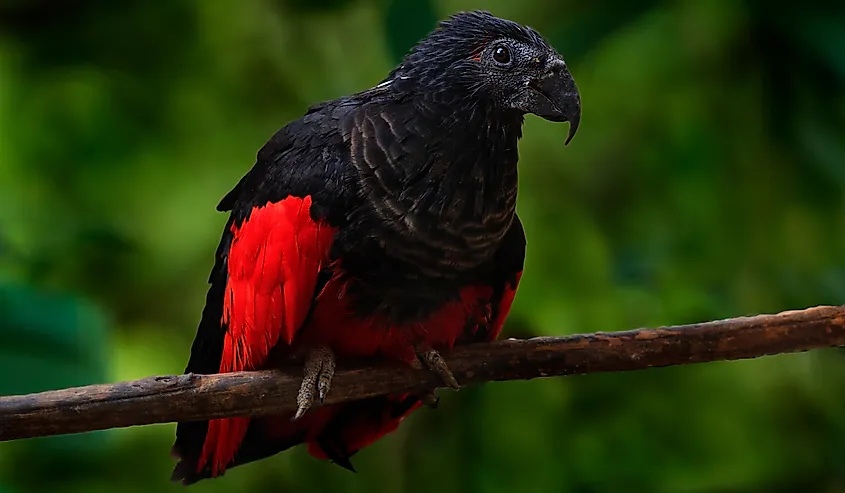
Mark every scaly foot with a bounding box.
[413,346,460,390]
[293,345,335,421]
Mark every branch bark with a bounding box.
[1,305,843,442]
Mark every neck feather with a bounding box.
[352,87,523,276]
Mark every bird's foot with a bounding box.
[293,345,335,421]
[411,346,460,390]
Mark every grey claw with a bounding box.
[293,345,335,420]
[417,347,460,390]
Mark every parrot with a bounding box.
[170,10,580,484]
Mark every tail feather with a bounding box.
[170,394,423,484]
[308,394,423,469]
[171,408,334,485]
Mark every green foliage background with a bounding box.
[1,0,844,492]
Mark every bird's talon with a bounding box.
[415,347,460,389]
[293,345,335,420]
[293,405,308,422]
[318,381,330,403]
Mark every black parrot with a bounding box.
[171,10,580,484]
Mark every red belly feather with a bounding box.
[261,270,497,463]
[303,270,495,365]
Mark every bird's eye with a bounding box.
[492,45,511,65]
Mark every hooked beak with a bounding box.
[524,58,581,145]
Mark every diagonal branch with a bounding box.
[1,305,843,442]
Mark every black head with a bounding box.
[392,11,581,144]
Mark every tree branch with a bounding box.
[1,305,843,442]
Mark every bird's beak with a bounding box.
[524,58,581,145]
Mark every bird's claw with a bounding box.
[415,346,460,390]
[293,345,335,421]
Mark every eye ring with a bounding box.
[492,45,511,65]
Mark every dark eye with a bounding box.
[492,45,511,65]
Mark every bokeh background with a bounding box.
[1,0,844,492]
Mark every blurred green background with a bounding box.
[1,0,844,492]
